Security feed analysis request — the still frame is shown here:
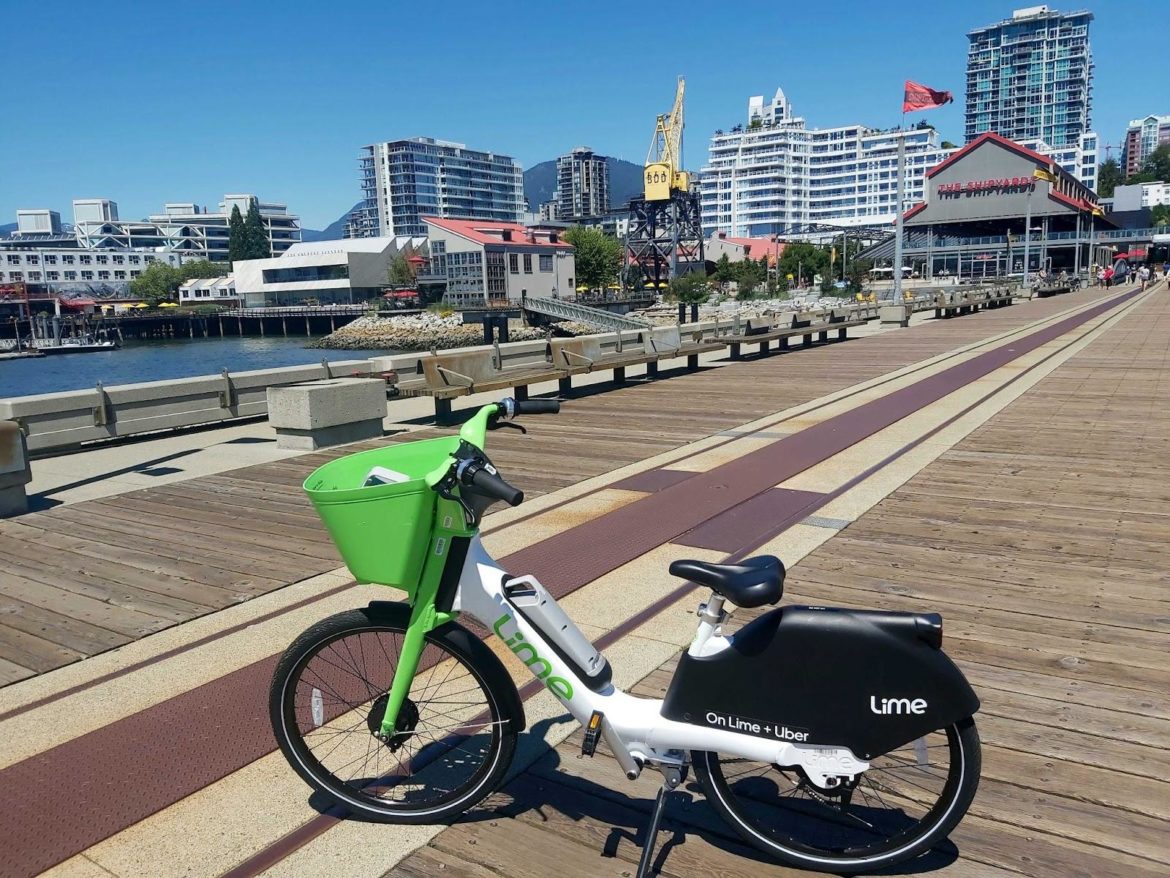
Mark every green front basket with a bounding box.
[303,436,461,591]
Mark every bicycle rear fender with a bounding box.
[661,605,979,760]
[365,601,527,734]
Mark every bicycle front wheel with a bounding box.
[270,605,518,823]
[694,717,980,873]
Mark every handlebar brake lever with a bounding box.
[493,421,527,434]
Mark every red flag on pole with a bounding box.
[903,81,953,113]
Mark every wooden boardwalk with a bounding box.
[0,292,1117,686]
[380,290,1170,877]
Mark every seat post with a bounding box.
[688,591,726,657]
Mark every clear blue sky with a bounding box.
[0,1,1159,229]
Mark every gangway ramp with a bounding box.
[523,296,652,331]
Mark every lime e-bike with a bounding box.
[270,398,982,875]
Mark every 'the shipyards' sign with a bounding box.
[938,177,1036,197]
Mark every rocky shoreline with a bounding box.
[308,312,587,352]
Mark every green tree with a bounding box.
[713,254,735,290]
[227,204,247,264]
[1129,144,1170,185]
[667,272,709,305]
[941,140,958,149]
[563,227,621,290]
[1096,158,1122,197]
[732,258,764,295]
[1151,204,1170,227]
[180,260,227,280]
[129,262,182,306]
[243,200,270,260]
[387,253,416,287]
[777,242,829,287]
[128,259,228,306]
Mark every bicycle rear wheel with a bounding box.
[270,605,518,823]
[694,718,980,873]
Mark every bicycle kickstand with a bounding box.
[635,765,685,878]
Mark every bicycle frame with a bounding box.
[374,403,869,786]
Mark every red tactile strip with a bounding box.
[674,488,826,553]
[609,467,696,493]
[0,289,1139,878]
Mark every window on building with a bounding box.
[129,255,140,264]
[509,253,519,273]
[46,271,60,281]
[64,271,77,280]
[44,254,57,265]
[113,255,125,264]
[96,255,109,264]
[6,255,19,266]
[27,255,39,265]
[539,255,552,272]
[523,254,532,274]
[114,271,126,280]
[80,271,93,280]
[28,272,41,281]
[10,272,22,281]
[80,255,92,265]
[130,270,140,278]
[63,254,75,265]
[97,271,110,280]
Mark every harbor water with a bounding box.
[0,335,399,398]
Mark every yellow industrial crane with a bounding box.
[644,77,689,202]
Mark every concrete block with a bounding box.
[879,304,913,327]
[267,378,386,450]
[0,420,31,517]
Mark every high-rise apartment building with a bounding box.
[699,88,956,238]
[555,147,610,219]
[1122,114,1170,177]
[351,138,524,239]
[965,6,1093,148]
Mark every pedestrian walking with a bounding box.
[1097,267,1106,287]
[1104,266,1114,288]
[1139,265,1150,291]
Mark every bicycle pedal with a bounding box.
[581,710,604,757]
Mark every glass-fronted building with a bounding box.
[965,7,1093,149]
[350,138,524,239]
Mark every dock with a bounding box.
[0,283,1166,878]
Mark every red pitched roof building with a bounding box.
[901,133,1115,280]
[423,218,576,307]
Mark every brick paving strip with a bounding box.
[0,290,1143,877]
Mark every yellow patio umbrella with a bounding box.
[607,283,620,290]
[576,285,588,292]
[131,302,150,309]
[159,301,179,308]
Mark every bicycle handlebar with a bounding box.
[460,460,524,507]
[514,399,560,415]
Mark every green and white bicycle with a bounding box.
[270,398,982,876]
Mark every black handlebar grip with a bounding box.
[515,399,560,415]
[469,466,524,507]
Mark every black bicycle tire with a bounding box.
[693,717,981,874]
[269,607,518,824]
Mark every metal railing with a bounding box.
[522,296,652,331]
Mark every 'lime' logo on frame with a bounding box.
[493,615,574,700]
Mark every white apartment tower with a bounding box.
[700,88,956,237]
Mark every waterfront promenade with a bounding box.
[0,284,1166,877]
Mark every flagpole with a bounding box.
[893,111,907,304]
